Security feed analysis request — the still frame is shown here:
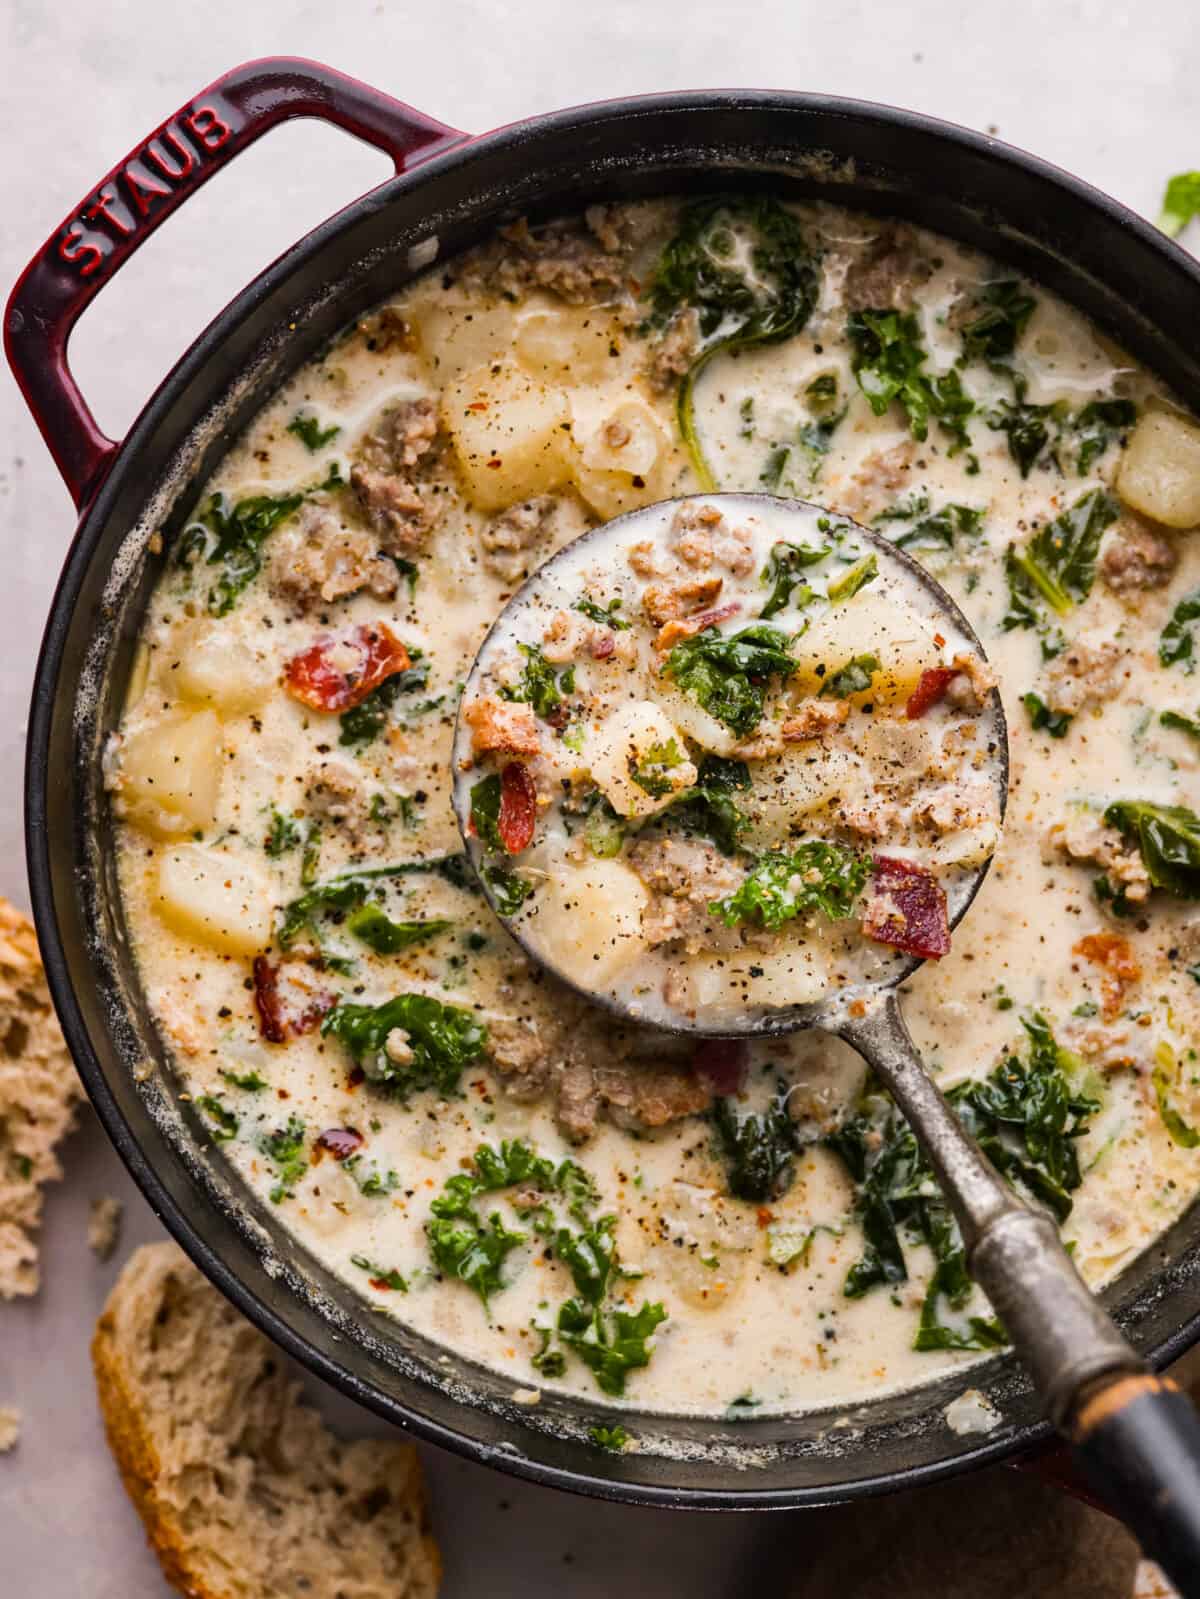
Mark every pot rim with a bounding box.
[24,84,1200,1509]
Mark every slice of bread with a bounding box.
[93,1243,441,1599]
[0,897,83,1298]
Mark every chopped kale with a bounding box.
[500,643,575,721]
[1159,171,1200,238]
[1152,1043,1200,1148]
[259,1115,309,1203]
[469,773,504,853]
[818,652,879,699]
[350,1254,409,1292]
[1094,873,1136,918]
[195,1095,238,1142]
[875,495,985,553]
[345,1157,401,1196]
[531,1323,568,1378]
[1160,587,1200,671]
[1104,800,1200,899]
[846,309,975,455]
[646,196,820,488]
[959,279,1037,365]
[1022,691,1073,738]
[630,738,686,799]
[338,651,432,747]
[986,391,1056,476]
[264,809,303,857]
[276,856,470,949]
[759,539,829,620]
[583,793,626,858]
[713,1087,798,1202]
[184,488,305,615]
[709,841,870,930]
[1073,398,1137,475]
[321,993,488,1096]
[574,594,631,631]
[669,755,751,856]
[220,1068,268,1092]
[343,902,453,955]
[287,411,341,451]
[480,864,534,916]
[827,553,878,603]
[1161,709,1200,743]
[557,1298,668,1398]
[588,1423,630,1451]
[664,623,797,738]
[1003,489,1117,629]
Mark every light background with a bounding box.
[2,1,1198,1592]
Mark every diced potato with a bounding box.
[653,1180,755,1310]
[573,400,672,521]
[742,748,869,846]
[922,821,1000,869]
[442,361,574,511]
[1117,409,1200,529]
[515,304,623,384]
[411,302,518,384]
[858,719,939,787]
[791,589,943,707]
[118,708,223,839]
[584,699,697,819]
[155,844,273,955]
[534,858,649,987]
[679,940,831,1015]
[167,623,273,714]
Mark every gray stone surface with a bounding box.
[1,1,1197,1592]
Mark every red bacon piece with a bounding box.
[315,1126,365,1161]
[654,601,743,654]
[252,956,335,1043]
[284,622,412,713]
[497,761,537,854]
[862,856,951,959]
[905,667,959,720]
[692,1039,749,1097]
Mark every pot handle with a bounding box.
[3,56,467,510]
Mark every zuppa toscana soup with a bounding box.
[453,494,1003,1030]
[110,197,1200,1423]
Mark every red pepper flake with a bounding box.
[497,761,536,853]
[284,622,412,714]
[316,1126,365,1161]
[862,856,950,959]
[253,955,335,1043]
[905,667,959,720]
[756,1207,774,1229]
[692,1038,749,1097]
[1073,932,1141,1021]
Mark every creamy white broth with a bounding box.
[110,199,1200,1422]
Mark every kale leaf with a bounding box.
[1073,398,1137,475]
[321,993,488,1095]
[1022,691,1073,738]
[646,196,820,488]
[1104,801,1200,899]
[589,1423,630,1451]
[343,902,453,955]
[1152,1043,1200,1148]
[500,643,575,721]
[826,553,879,604]
[220,1068,267,1092]
[664,623,797,738]
[669,755,751,856]
[1159,171,1200,238]
[959,279,1037,365]
[759,539,829,620]
[557,1299,668,1398]
[350,1254,409,1292]
[630,739,686,799]
[287,412,341,451]
[1161,709,1200,743]
[265,809,303,857]
[259,1115,309,1203]
[1160,587,1200,671]
[709,841,870,930]
[846,309,975,455]
[574,594,631,631]
[1003,488,1117,628]
[195,1095,238,1142]
[986,391,1057,476]
[875,495,985,553]
[818,653,879,699]
[480,863,534,916]
[713,1087,798,1202]
[276,856,470,950]
[185,488,305,615]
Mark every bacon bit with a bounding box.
[347,1066,366,1090]
[641,574,724,626]
[862,856,950,959]
[316,1126,365,1161]
[252,956,335,1044]
[369,1274,400,1292]
[284,622,411,714]
[905,667,959,720]
[1074,931,1142,1021]
[756,1207,774,1229]
[497,761,537,853]
[654,601,743,653]
[591,633,616,660]
[692,1039,749,1096]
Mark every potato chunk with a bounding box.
[573,401,672,520]
[791,589,943,707]
[584,700,697,819]
[514,304,623,384]
[167,623,272,714]
[534,858,649,986]
[442,361,573,511]
[412,302,517,384]
[155,845,273,955]
[742,748,869,846]
[118,708,223,839]
[1117,410,1200,529]
[678,939,831,1015]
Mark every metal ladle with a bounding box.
[453,494,1200,1591]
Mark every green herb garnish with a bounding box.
[574,594,631,631]
[759,540,829,620]
[500,643,575,721]
[195,1095,238,1142]
[588,1423,630,1451]
[818,653,879,699]
[1159,172,1200,238]
[1022,692,1073,738]
[664,623,797,738]
[259,1115,309,1203]
[350,1254,409,1292]
[322,993,488,1096]
[287,412,341,452]
[709,841,869,930]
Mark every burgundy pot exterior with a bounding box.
[11,62,1200,1510]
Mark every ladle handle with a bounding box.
[840,993,1200,1593]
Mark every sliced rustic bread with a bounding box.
[0,897,82,1298]
[93,1242,441,1599]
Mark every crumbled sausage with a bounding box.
[943,651,999,711]
[357,397,440,477]
[627,837,740,951]
[781,699,851,741]
[1100,513,1178,594]
[1046,810,1151,902]
[350,466,433,554]
[464,216,633,305]
[913,781,1001,835]
[668,502,755,574]
[841,224,934,311]
[641,575,724,626]
[1040,639,1129,715]
[647,308,701,391]
[593,1061,712,1130]
[479,495,559,583]
[267,505,400,611]
[836,442,918,521]
[463,696,541,757]
[357,305,415,353]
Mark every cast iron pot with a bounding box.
[9,56,1200,1510]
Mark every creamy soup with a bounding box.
[454,494,1002,1029]
[110,197,1200,1424]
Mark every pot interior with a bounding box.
[30,92,1200,1506]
